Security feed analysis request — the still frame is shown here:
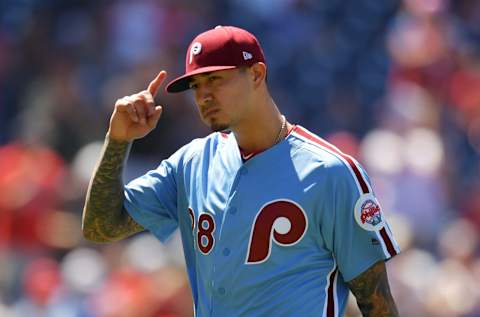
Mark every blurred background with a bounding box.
[0,0,479,316]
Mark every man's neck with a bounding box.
[231,98,290,153]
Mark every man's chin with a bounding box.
[210,124,229,132]
[209,121,229,132]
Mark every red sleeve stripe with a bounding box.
[326,266,339,317]
[294,126,370,194]
[294,126,399,259]
[380,227,398,257]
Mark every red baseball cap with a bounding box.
[165,26,266,93]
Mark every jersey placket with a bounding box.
[211,168,248,316]
[208,137,246,316]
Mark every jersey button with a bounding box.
[218,287,226,295]
[222,248,230,256]
[229,207,237,215]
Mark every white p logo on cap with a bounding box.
[189,42,202,64]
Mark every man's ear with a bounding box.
[249,62,267,87]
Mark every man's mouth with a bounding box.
[203,108,220,118]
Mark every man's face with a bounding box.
[189,68,252,132]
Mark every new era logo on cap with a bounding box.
[243,51,253,60]
[166,26,266,93]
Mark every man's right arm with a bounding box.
[82,136,144,242]
[82,70,167,243]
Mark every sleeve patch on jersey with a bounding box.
[354,194,385,231]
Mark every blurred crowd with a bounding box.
[0,0,479,316]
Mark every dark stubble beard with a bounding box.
[209,120,229,132]
[199,103,229,132]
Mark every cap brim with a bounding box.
[165,65,238,93]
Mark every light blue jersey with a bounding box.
[124,125,400,317]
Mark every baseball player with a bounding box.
[83,26,400,316]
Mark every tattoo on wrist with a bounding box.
[82,136,143,242]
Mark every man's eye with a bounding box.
[209,76,220,82]
[189,83,198,90]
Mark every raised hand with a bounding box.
[108,71,167,142]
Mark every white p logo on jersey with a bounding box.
[189,42,202,64]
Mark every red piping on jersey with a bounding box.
[326,267,338,317]
[294,126,370,194]
[380,227,398,257]
[240,148,261,161]
[294,126,398,259]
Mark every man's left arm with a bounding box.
[347,260,399,317]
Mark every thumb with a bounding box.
[147,105,163,127]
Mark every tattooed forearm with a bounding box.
[347,261,399,317]
[82,135,144,242]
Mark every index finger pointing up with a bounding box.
[147,70,167,97]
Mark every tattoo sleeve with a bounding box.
[82,135,144,242]
[347,260,399,317]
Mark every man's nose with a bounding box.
[196,84,213,104]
